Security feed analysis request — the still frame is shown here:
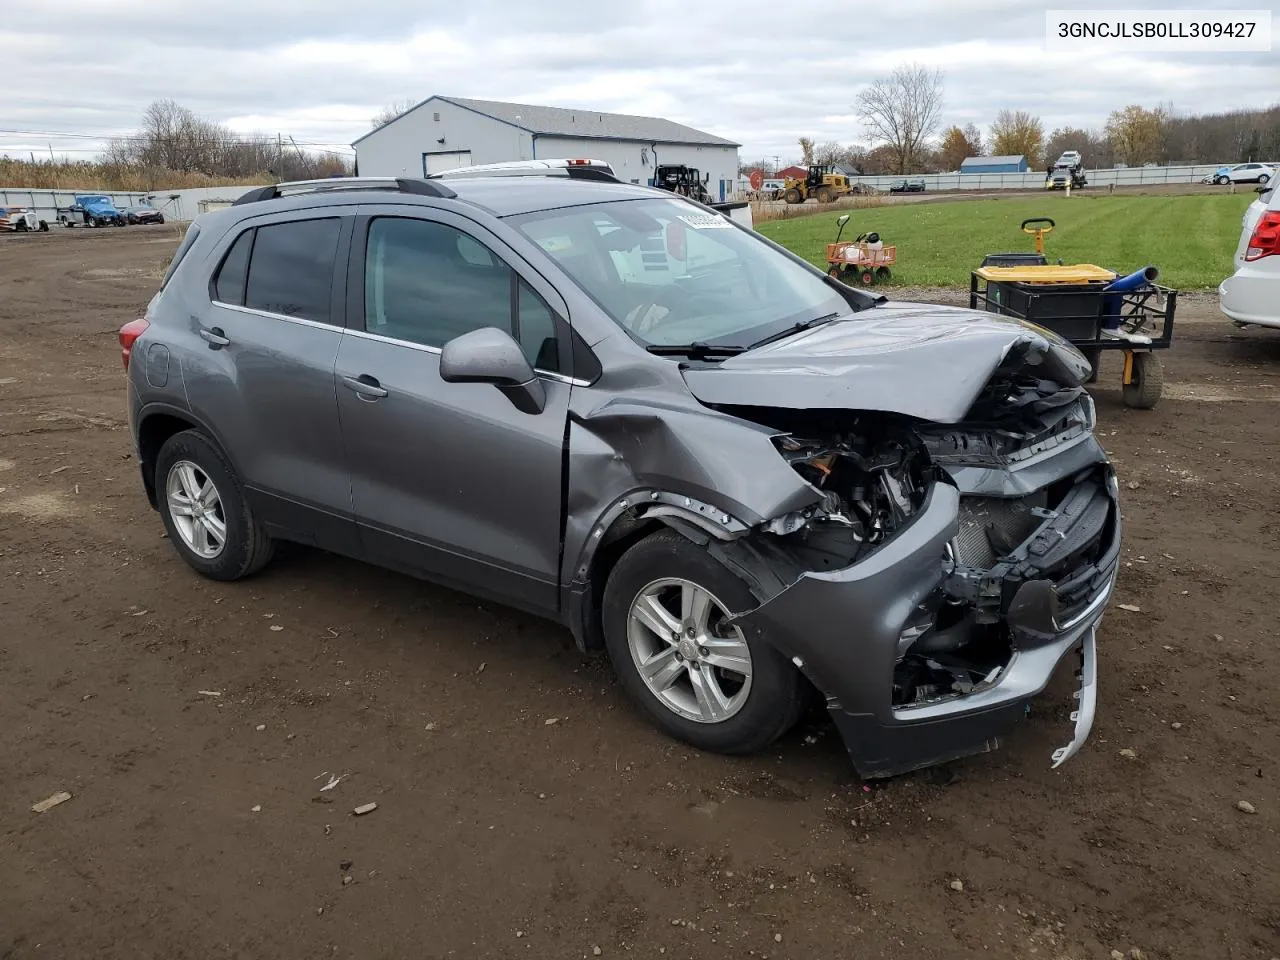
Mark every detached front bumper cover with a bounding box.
[1050,626,1098,769]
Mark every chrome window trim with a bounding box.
[210,301,588,386]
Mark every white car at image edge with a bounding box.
[1220,183,1280,329]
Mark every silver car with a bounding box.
[119,165,1118,778]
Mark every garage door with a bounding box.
[422,151,473,176]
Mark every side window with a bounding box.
[516,279,559,373]
[212,228,253,305]
[364,217,513,349]
[244,218,341,323]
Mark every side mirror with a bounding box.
[439,327,546,414]
[837,214,850,227]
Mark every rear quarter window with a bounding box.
[159,223,200,290]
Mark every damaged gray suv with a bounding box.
[120,164,1118,778]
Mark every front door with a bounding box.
[334,207,571,615]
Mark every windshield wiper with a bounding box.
[746,312,842,350]
[646,341,747,359]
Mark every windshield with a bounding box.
[507,196,854,348]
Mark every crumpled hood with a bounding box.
[680,302,1092,423]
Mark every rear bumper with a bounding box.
[736,451,1119,779]
[1219,271,1280,329]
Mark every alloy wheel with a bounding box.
[165,460,227,559]
[626,577,753,723]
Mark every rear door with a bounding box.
[184,209,360,555]
[334,206,572,614]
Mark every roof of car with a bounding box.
[216,175,679,222]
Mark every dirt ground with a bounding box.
[2,227,1277,960]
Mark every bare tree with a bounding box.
[798,137,815,166]
[962,123,985,156]
[855,63,945,174]
[371,98,419,130]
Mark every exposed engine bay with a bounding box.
[714,364,1111,715]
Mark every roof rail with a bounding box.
[232,177,456,206]
[428,158,621,184]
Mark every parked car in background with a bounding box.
[1219,182,1279,330]
[1203,163,1273,186]
[58,194,126,227]
[0,206,50,232]
[1056,150,1082,168]
[889,179,926,193]
[758,178,785,199]
[118,164,1118,779]
[123,205,166,225]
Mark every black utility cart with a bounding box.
[970,218,1177,410]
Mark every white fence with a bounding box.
[837,163,1228,193]
[0,185,265,223]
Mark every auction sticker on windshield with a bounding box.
[678,214,732,230]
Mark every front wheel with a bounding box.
[1215,175,1228,185]
[155,429,275,581]
[602,530,804,755]
[784,188,803,204]
[1260,173,1271,185]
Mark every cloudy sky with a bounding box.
[3,0,1277,163]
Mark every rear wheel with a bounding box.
[602,530,804,754]
[155,429,275,581]
[875,266,892,283]
[1122,352,1163,409]
[816,186,834,204]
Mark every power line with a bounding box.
[0,127,357,149]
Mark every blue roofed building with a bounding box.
[959,155,1029,174]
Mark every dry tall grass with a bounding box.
[0,157,266,192]
[751,193,886,224]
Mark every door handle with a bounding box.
[199,327,229,347]
[342,374,388,399]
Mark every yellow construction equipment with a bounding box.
[783,164,853,204]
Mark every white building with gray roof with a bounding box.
[352,96,743,201]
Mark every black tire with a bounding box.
[154,429,275,581]
[1260,173,1271,185]
[816,186,834,204]
[601,530,804,755]
[875,266,892,283]
[1215,175,1228,185]
[1122,352,1163,409]
[156,215,165,224]
[784,187,803,205]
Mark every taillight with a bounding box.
[119,317,149,371]
[1245,211,1280,261]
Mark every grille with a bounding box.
[952,496,1044,570]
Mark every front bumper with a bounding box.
[736,448,1119,779]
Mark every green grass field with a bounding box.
[756,192,1256,289]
